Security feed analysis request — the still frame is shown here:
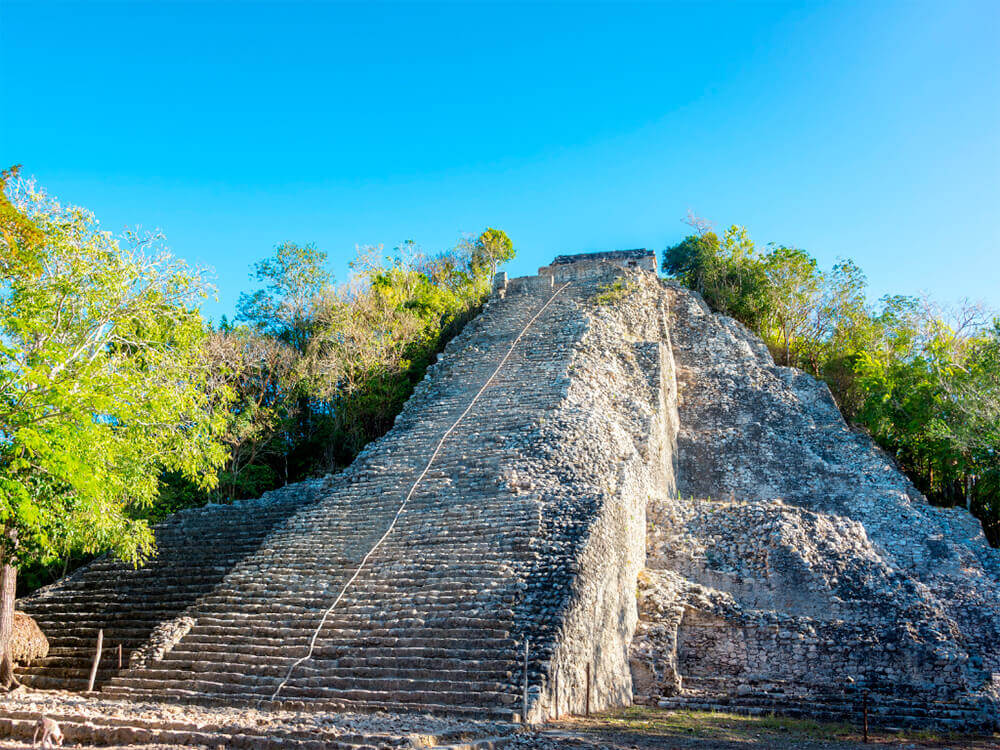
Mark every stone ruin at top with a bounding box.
[16,250,1000,730]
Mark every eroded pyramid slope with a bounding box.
[632,283,1000,729]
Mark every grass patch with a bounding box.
[592,278,637,306]
[553,706,999,748]
[571,706,854,740]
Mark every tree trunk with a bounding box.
[0,548,19,690]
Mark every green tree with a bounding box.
[236,241,332,353]
[761,245,823,368]
[0,166,43,275]
[470,228,515,279]
[202,326,300,499]
[0,173,228,686]
[758,250,871,376]
[662,225,770,331]
[963,326,1000,544]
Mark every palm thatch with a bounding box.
[10,611,48,665]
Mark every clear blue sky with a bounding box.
[2,1,998,320]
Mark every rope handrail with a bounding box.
[265,280,571,703]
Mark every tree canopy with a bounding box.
[198,229,514,499]
[0,171,230,685]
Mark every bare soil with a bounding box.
[527,707,1000,750]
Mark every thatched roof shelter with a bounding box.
[11,611,48,665]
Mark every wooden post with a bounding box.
[585,662,591,717]
[522,638,529,724]
[87,629,103,692]
[862,690,869,743]
[117,643,122,670]
[553,667,559,720]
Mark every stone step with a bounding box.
[17,662,119,679]
[677,677,991,713]
[0,713,434,749]
[151,654,514,679]
[176,632,521,652]
[117,666,517,697]
[37,616,516,642]
[100,688,523,721]
[157,641,518,663]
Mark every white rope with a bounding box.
[266,281,571,703]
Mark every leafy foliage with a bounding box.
[170,229,515,506]
[0,175,228,570]
[0,170,231,682]
[662,226,770,331]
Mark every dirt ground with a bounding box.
[0,706,996,748]
[526,707,1000,750]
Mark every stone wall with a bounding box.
[631,281,1000,729]
[504,260,678,721]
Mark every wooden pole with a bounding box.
[585,662,591,717]
[87,629,103,692]
[863,690,869,743]
[117,643,122,670]
[553,667,559,720]
[522,638,529,724]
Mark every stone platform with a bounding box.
[0,692,519,749]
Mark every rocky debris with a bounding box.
[0,692,519,748]
[128,617,195,670]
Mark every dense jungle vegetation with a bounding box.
[663,215,1000,547]
[0,168,512,685]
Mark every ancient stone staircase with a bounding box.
[16,259,667,724]
[97,282,573,718]
[17,483,322,692]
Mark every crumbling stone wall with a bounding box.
[631,281,1000,729]
[509,260,679,721]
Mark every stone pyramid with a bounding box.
[17,251,1000,730]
